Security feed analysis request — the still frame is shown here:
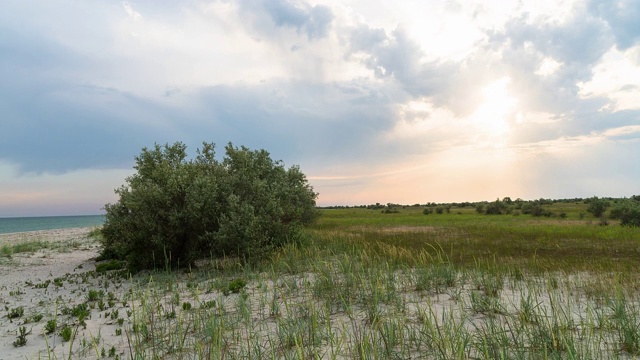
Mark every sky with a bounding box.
[1,0,640,216]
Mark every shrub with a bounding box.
[521,201,551,217]
[611,200,640,227]
[485,199,507,215]
[586,196,610,218]
[100,142,318,271]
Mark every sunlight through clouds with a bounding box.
[469,77,518,141]
[1,0,639,214]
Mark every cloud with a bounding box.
[588,0,640,50]
[0,162,131,217]
[346,24,458,98]
[238,0,334,40]
[2,0,640,215]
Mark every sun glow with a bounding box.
[469,77,518,140]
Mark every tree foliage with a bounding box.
[610,198,640,227]
[485,199,508,215]
[101,142,319,271]
[586,197,610,218]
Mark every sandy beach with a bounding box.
[0,227,127,360]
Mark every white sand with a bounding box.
[0,227,124,360]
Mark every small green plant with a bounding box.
[34,280,51,289]
[45,319,57,334]
[182,302,192,311]
[87,289,104,302]
[9,289,24,296]
[96,260,124,273]
[71,303,91,320]
[32,313,44,322]
[8,306,24,319]
[60,326,73,342]
[201,300,216,309]
[13,326,28,347]
[227,278,247,295]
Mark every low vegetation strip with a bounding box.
[2,200,640,359]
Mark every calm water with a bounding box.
[0,215,105,234]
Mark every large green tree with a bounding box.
[101,142,318,271]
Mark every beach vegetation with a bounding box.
[7,306,24,319]
[60,325,73,342]
[5,197,640,358]
[95,260,124,273]
[100,141,318,271]
[44,319,57,335]
[12,326,28,347]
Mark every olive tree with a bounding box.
[101,142,318,271]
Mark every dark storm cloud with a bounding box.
[190,79,402,167]
[0,81,175,173]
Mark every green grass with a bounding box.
[311,206,640,273]
[6,206,640,359]
[0,241,52,258]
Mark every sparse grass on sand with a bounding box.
[2,204,640,359]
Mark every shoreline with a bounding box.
[0,215,104,236]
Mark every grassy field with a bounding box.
[313,204,640,273]
[5,202,640,359]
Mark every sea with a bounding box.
[0,215,106,234]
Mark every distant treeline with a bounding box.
[319,196,640,210]
[319,196,640,227]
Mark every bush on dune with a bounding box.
[610,197,640,227]
[100,142,319,271]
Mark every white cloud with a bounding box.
[2,0,640,214]
[578,46,640,111]
[122,1,141,20]
[535,57,563,76]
